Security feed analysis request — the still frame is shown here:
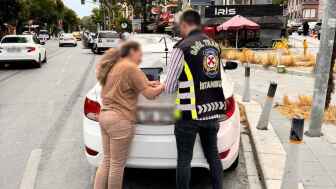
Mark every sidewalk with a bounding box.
[239,97,336,189]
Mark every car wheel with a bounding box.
[35,55,42,68]
[42,52,47,63]
[225,154,239,171]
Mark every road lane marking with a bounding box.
[56,53,72,86]
[20,149,42,189]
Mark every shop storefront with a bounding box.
[202,4,285,47]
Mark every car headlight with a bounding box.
[137,107,174,125]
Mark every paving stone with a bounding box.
[248,176,262,189]
[300,162,328,176]
[241,134,252,152]
[258,153,286,180]
[243,151,259,176]
[304,186,335,189]
[318,156,336,172]
[301,174,335,187]
[265,179,281,189]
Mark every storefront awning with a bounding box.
[217,15,260,31]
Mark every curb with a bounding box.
[237,62,313,77]
[236,95,286,189]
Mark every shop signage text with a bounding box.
[205,5,283,18]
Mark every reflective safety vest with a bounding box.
[174,30,226,121]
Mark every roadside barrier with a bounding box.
[242,65,251,102]
[256,81,278,130]
[281,116,305,189]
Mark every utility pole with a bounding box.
[305,0,336,137]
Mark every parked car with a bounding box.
[83,34,241,171]
[72,31,81,41]
[59,33,77,47]
[38,30,50,41]
[91,31,120,54]
[0,35,47,68]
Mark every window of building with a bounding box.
[303,8,316,18]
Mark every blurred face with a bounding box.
[129,48,143,65]
[179,21,189,38]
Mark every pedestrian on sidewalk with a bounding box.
[165,10,226,189]
[94,42,164,189]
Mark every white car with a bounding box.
[0,35,47,68]
[83,34,240,170]
[38,30,50,41]
[59,33,77,47]
[92,31,120,54]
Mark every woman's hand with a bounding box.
[148,80,161,87]
[141,82,165,100]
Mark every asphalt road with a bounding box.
[0,40,251,189]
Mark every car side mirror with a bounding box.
[223,61,238,70]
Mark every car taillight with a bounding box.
[26,47,36,52]
[219,149,230,159]
[85,146,98,156]
[84,97,101,121]
[225,96,236,118]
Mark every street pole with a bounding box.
[305,0,336,137]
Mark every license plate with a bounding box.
[7,47,21,53]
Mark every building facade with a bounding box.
[287,0,320,23]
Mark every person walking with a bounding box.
[165,10,226,189]
[94,41,164,189]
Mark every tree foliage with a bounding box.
[0,0,79,33]
[272,0,288,5]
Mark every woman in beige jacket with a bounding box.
[94,41,164,189]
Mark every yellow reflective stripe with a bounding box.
[175,61,198,120]
[190,98,196,105]
[191,110,197,119]
[184,62,193,81]
[174,110,182,119]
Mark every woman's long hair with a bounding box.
[97,41,140,86]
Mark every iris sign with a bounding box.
[205,5,283,18]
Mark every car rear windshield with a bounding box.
[99,32,119,38]
[1,37,28,43]
[40,31,49,35]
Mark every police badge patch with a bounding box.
[203,48,219,78]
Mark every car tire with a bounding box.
[225,154,239,172]
[42,52,47,63]
[34,55,42,68]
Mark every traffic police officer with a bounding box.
[165,10,225,189]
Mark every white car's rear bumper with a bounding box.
[0,53,37,62]
[83,103,240,170]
